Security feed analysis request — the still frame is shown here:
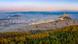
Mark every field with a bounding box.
[0,25,78,44]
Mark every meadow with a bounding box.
[0,25,78,44]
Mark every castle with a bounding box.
[58,13,72,20]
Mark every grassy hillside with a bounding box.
[0,25,78,44]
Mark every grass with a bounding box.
[0,25,78,44]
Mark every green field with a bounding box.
[0,25,78,44]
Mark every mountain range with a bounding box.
[1,14,78,32]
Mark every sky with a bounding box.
[0,0,78,11]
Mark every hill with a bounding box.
[0,25,78,44]
[4,14,78,32]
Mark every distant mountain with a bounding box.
[0,11,78,32]
[0,15,28,26]
[3,14,78,32]
[3,11,78,15]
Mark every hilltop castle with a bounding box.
[58,13,72,20]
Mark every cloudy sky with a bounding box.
[0,0,78,11]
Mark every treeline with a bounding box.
[0,25,78,44]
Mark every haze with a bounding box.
[0,0,78,11]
